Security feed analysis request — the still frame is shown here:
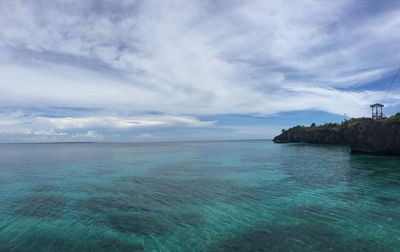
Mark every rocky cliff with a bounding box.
[273,116,400,154]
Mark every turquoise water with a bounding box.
[0,141,399,251]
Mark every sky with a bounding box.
[1,0,400,142]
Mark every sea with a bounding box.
[0,140,399,251]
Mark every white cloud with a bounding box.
[135,133,156,140]
[35,115,216,129]
[0,109,216,142]
[72,130,103,141]
[0,0,400,141]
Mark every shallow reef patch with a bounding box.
[211,222,394,252]
[105,214,171,235]
[9,195,66,219]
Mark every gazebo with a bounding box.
[370,103,384,119]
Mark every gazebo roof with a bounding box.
[370,103,384,108]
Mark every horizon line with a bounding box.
[0,138,272,145]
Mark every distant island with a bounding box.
[273,113,400,154]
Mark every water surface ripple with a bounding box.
[0,141,399,251]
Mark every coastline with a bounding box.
[273,114,400,155]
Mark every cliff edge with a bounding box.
[273,115,400,154]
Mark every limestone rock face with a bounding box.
[346,119,400,154]
[273,128,343,144]
[273,118,400,154]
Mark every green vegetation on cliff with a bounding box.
[274,114,400,154]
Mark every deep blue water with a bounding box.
[0,141,399,251]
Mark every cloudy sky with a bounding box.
[1,0,400,142]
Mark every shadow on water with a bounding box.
[349,152,400,169]
[348,153,400,187]
[277,143,400,188]
[345,153,400,211]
